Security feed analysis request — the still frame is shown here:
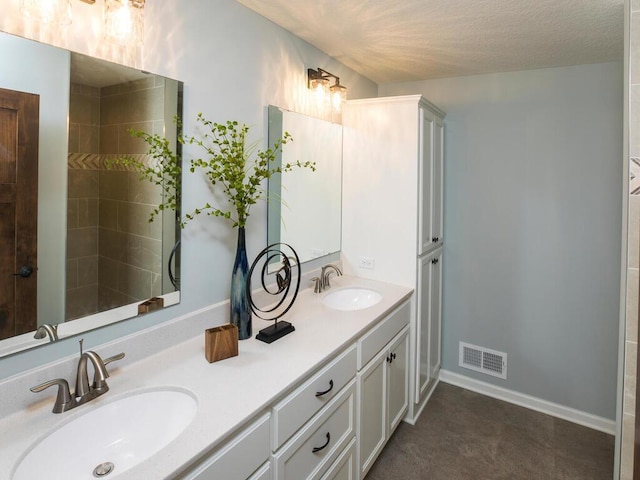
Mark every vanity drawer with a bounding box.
[249,461,271,480]
[182,413,270,480]
[318,437,356,480]
[272,344,356,450]
[273,379,356,480]
[357,300,410,370]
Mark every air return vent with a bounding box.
[459,342,507,379]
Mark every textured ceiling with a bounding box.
[235,0,624,84]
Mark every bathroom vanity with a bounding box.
[0,275,412,480]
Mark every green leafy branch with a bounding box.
[184,113,315,228]
[111,113,315,229]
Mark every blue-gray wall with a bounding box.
[381,62,623,419]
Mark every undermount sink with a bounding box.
[13,388,198,480]
[322,287,382,311]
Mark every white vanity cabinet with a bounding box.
[182,346,359,480]
[356,301,410,479]
[0,277,415,480]
[343,95,446,423]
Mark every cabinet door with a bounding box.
[429,251,443,383]
[418,107,434,255]
[432,117,444,245]
[415,253,433,404]
[387,328,409,435]
[357,349,387,478]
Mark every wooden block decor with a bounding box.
[205,324,239,363]
[137,297,165,314]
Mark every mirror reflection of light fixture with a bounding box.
[104,0,145,46]
[307,67,348,111]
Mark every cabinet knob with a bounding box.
[431,258,439,265]
[392,353,397,360]
[312,432,331,453]
[315,379,334,397]
[432,236,439,243]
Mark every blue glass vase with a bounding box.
[230,227,251,339]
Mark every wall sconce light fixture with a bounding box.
[104,0,145,46]
[20,0,145,46]
[307,67,348,111]
[20,0,73,25]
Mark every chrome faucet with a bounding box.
[30,340,125,413]
[312,264,343,293]
[75,350,110,400]
[33,324,58,342]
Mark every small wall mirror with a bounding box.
[267,106,342,265]
[0,31,182,357]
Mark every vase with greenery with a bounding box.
[119,113,314,339]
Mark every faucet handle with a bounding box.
[30,379,74,413]
[311,277,322,294]
[103,352,125,367]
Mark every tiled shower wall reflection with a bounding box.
[66,77,165,320]
[622,4,640,477]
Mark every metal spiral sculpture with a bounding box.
[247,243,300,343]
[168,240,180,290]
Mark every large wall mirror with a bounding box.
[0,32,182,357]
[267,106,342,265]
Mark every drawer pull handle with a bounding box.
[315,379,334,397]
[312,432,331,453]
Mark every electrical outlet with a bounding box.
[359,256,375,270]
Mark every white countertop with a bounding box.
[0,275,412,480]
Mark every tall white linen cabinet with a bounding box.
[342,95,445,478]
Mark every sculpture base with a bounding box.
[256,321,295,344]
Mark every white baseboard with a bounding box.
[438,369,616,435]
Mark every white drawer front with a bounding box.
[272,345,357,450]
[358,300,410,370]
[249,461,271,480]
[273,380,356,480]
[182,413,270,480]
[318,438,356,480]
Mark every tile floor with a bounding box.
[365,383,614,480]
